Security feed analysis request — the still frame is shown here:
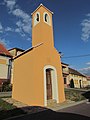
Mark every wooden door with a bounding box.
[46,69,52,100]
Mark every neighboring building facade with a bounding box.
[61,62,69,88]
[61,63,88,88]
[86,76,90,86]
[0,44,12,90]
[12,4,65,106]
[69,68,88,88]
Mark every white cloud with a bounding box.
[86,62,90,65]
[79,66,90,75]
[12,9,30,22]
[15,20,31,36]
[0,2,5,5]
[20,33,25,37]
[80,67,90,71]
[0,38,9,47]
[15,28,26,37]
[81,14,90,41]
[22,24,31,34]
[4,0,16,11]
[27,38,31,41]
[15,28,21,33]
[3,0,32,40]
[0,22,3,33]
[12,9,31,34]
[87,13,90,17]
[0,23,3,29]
[5,27,14,32]
[16,20,22,27]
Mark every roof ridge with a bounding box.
[69,67,86,77]
[13,42,43,60]
[31,4,53,16]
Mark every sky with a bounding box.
[0,0,90,75]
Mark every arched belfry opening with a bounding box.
[44,65,59,106]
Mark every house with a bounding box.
[0,43,12,90]
[61,62,88,88]
[86,76,90,86]
[8,48,25,58]
[69,68,88,88]
[61,62,69,88]
[12,4,65,106]
[8,48,24,84]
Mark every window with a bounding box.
[34,12,40,26]
[43,12,50,25]
[64,78,66,84]
[45,14,48,22]
[36,13,39,21]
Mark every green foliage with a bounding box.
[2,82,12,92]
[0,98,26,120]
[65,89,86,101]
[0,98,15,111]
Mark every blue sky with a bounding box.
[0,0,90,75]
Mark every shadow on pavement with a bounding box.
[0,108,26,120]
[82,91,90,102]
[1,106,89,120]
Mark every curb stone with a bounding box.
[49,100,87,111]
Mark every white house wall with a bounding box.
[69,74,88,88]
[0,56,10,79]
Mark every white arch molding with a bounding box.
[44,65,59,106]
[34,12,40,26]
[43,12,51,26]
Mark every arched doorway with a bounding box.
[79,80,82,88]
[44,65,59,106]
[70,79,74,88]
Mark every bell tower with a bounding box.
[31,4,54,47]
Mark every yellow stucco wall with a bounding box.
[32,5,54,47]
[12,45,65,106]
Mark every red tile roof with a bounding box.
[0,44,12,57]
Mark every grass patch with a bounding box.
[65,89,86,101]
[0,98,15,111]
[0,98,26,120]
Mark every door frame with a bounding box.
[44,65,59,106]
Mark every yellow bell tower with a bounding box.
[12,4,65,106]
[31,4,54,47]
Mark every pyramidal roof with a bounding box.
[0,43,12,57]
[31,4,53,15]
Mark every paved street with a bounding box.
[5,102,90,120]
[58,102,90,117]
[6,109,90,120]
